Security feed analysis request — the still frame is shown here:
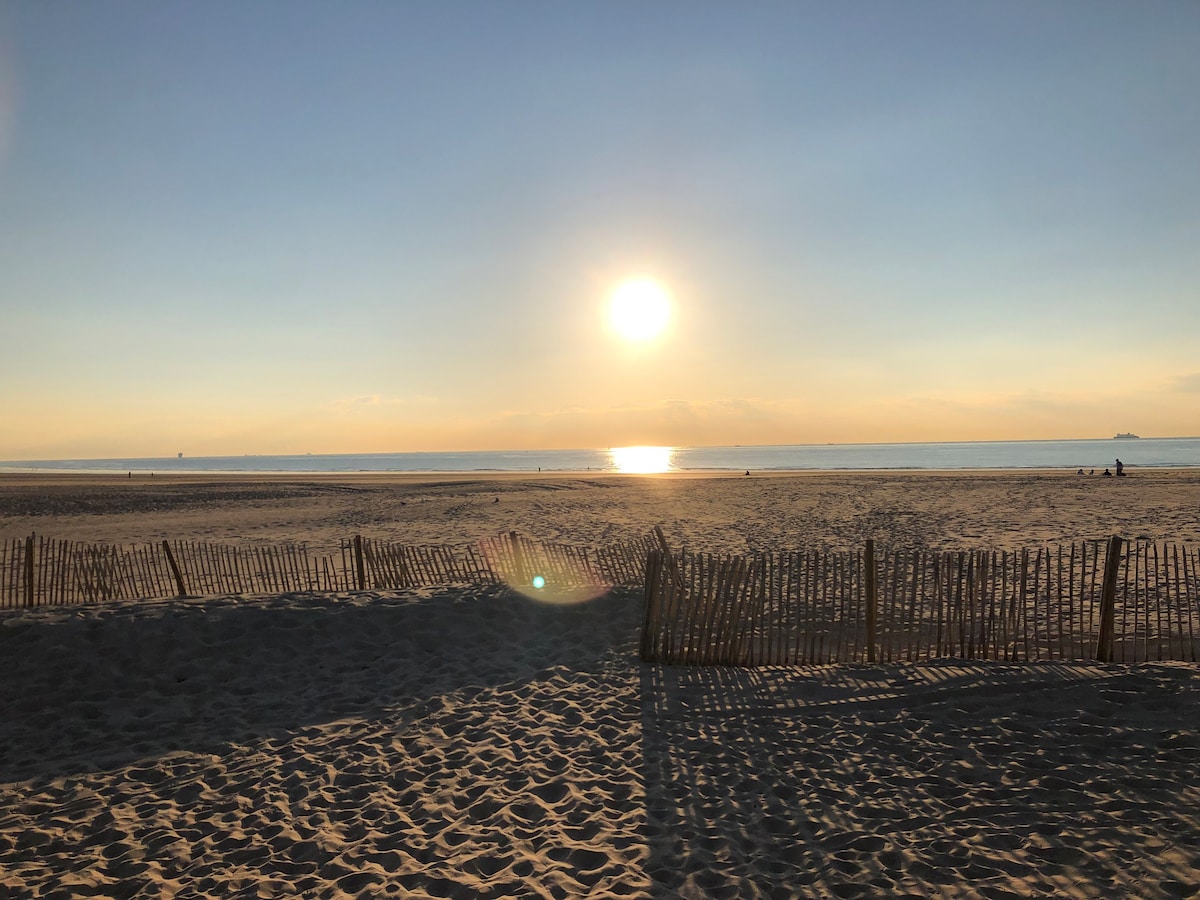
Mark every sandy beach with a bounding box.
[2,471,1199,897]
[4,467,1200,553]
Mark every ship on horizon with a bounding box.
[1113,432,1140,439]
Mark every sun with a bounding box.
[608,278,671,341]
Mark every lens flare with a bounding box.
[480,537,611,605]
[610,446,674,474]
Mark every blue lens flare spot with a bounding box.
[532,575,546,589]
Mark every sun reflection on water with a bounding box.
[610,446,675,474]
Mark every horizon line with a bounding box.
[3,435,1198,465]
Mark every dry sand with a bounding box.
[2,472,1199,897]
[4,467,1200,553]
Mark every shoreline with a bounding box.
[2,465,1195,486]
[3,436,1195,480]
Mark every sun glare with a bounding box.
[608,279,671,342]
[610,446,674,474]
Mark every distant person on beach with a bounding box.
[1103,468,1113,477]
[1077,468,1084,475]
[1116,458,1125,476]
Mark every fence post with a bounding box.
[354,535,366,590]
[640,549,661,661]
[162,540,187,598]
[653,525,684,592]
[510,531,527,587]
[1095,534,1123,662]
[24,534,35,608]
[865,539,877,663]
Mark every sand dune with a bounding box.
[3,585,1198,898]
[1,588,647,898]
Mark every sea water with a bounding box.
[2,437,1198,474]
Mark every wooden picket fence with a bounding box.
[9,526,1198,666]
[640,532,1200,665]
[0,532,654,608]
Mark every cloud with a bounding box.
[329,393,440,414]
[464,398,802,449]
[1169,373,1200,393]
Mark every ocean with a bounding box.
[3,438,1198,475]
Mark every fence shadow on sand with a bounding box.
[0,585,643,785]
[640,660,1200,898]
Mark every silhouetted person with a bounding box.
[1076,468,1085,475]
[1103,468,1113,477]
[1115,458,1125,476]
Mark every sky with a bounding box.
[1,1,1198,459]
